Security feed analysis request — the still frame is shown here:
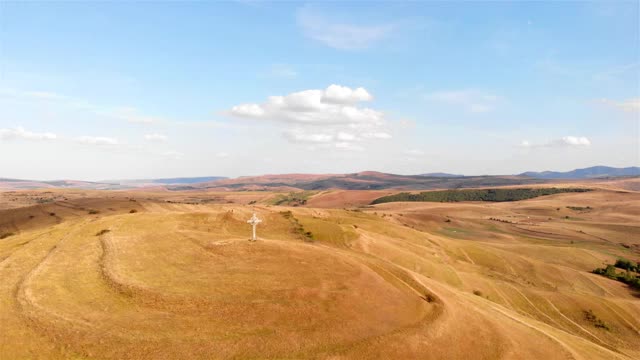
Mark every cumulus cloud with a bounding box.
[520,136,591,148]
[334,142,364,152]
[362,132,392,139]
[296,6,394,50]
[336,132,357,141]
[404,148,424,156]
[424,89,502,113]
[160,150,183,160]
[557,136,591,146]
[75,136,119,146]
[144,133,168,142]
[0,127,57,141]
[229,84,391,151]
[229,84,378,125]
[323,85,373,104]
[284,130,335,143]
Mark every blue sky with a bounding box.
[1,1,638,180]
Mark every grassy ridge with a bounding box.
[371,188,591,204]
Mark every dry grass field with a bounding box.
[0,184,639,359]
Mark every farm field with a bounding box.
[0,185,639,359]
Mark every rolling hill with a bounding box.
[2,166,638,191]
[520,166,640,179]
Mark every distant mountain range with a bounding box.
[151,176,227,184]
[419,172,465,178]
[0,176,227,191]
[1,166,637,191]
[519,166,640,179]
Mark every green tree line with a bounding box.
[371,188,591,204]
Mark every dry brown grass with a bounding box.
[0,186,638,359]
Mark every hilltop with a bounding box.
[0,183,638,359]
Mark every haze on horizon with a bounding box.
[0,1,638,181]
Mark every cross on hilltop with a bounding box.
[247,213,262,241]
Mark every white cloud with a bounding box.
[557,136,591,146]
[334,142,364,151]
[160,150,183,160]
[284,130,335,143]
[215,152,230,158]
[75,136,119,146]
[296,6,393,50]
[144,133,168,142]
[323,85,373,104]
[229,84,380,125]
[598,97,640,113]
[362,132,392,139]
[404,148,424,156]
[231,103,266,118]
[229,84,391,152]
[424,89,502,112]
[336,132,357,141]
[0,127,57,141]
[520,136,591,148]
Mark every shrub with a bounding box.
[473,290,483,296]
[583,310,609,330]
[129,209,138,214]
[604,265,617,278]
[592,264,640,290]
[95,229,110,236]
[567,206,592,211]
[49,212,56,216]
[614,258,638,272]
[88,209,100,214]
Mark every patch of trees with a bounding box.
[614,258,639,272]
[566,206,592,211]
[592,259,640,290]
[272,192,314,207]
[371,188,591,204]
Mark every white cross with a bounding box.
[247,213,262,241]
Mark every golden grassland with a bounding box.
[0,185,639,359]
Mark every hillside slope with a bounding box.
[0,189,638,359]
